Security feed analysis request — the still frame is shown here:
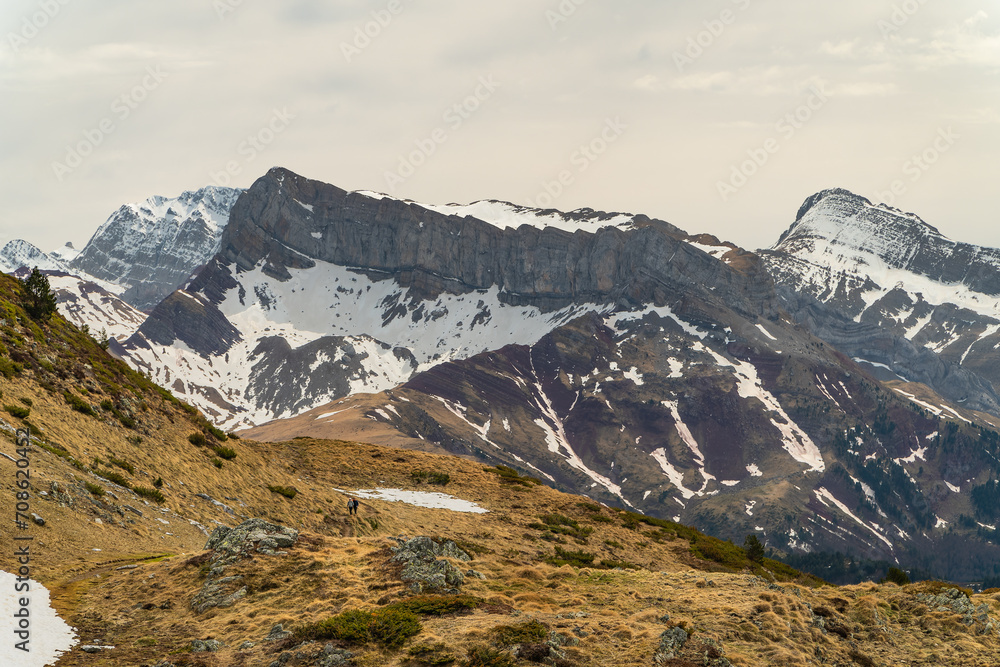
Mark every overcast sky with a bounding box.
[1,0,998,253]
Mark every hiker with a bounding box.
[347,497,359,515]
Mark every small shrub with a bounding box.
[407,643,456,666]
[206,424,228,441]
[108,456,135,475]
[96,470,131,488]
[428,472,450,485]
[128,434,143,446]
[188,432,207,447]
[296,608,421,649]
[545,547,595,568]
[153,477,163,489]
[134,486,165,503]
[4,404,30,419]
[268,485,298,499]
[84,481,105,497]
[463,646,516,667]
[368,608,422,648]
[213,445,237,461]
[100,399,114,411]
[413,470,451,486]
[390,595,481,616]
[17,397,32,407]
[487,465,541,487]
[64,391,96,416]
[0,357,23,379]
[227,431,240,440]
[883,566,910,586]
[212,458,223,469]
[488,619,548,647]
[298,609,372,643]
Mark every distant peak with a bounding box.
[794,188,872,222]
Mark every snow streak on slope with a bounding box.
[703,347,825,473]
[814,487,893,548]
[527,352,632,506]
[126,259,611,428]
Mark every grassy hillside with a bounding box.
[4,272,1000,666]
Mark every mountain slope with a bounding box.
[70,185,242,311]
[3,262,999,666]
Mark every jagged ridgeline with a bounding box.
[98,168,1000,581]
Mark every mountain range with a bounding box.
[6,170,1000,581]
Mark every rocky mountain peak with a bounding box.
[0,238,72,273]
[71,185,244,310]
[773,189,955,275]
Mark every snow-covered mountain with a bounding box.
[0,239,75,274]
[71,185,243,311]
[120,168,730,428]
[114,168,1000,578]
[760,188,1000,413]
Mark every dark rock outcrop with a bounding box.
[390,536,471,593]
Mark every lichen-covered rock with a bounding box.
[191,518,298,613]
[205,518,299,565]
[653,626,688,665]
[190,576,247,614]
[390,536,470,593]
[916,588,998,633]
[265,623,292,642]
[190,639,223,653]
[268,643,354,667]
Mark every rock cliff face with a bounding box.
[71,186,242,311]
[215,168,776,316]
[761,189,1000,415]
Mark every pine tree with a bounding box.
[20,267,58,321]
[743,534,765,563]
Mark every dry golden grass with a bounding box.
[4,372,1000,665]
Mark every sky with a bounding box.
[1,0,998,253]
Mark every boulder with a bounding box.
[653,626,688,665]
[390,536,470,593]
